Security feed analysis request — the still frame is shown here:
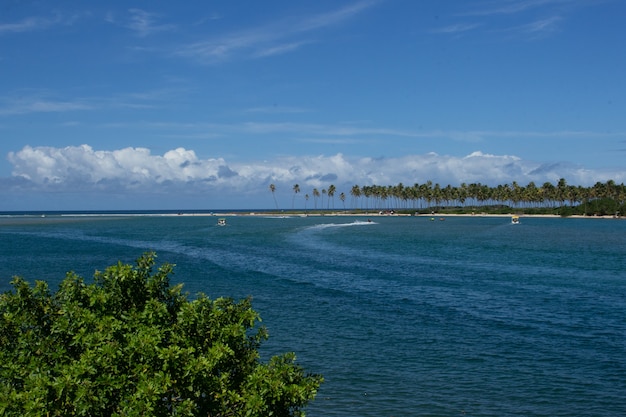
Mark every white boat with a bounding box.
[217,218,226,226]
[511,215,520,224]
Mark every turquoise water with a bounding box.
[1,214,625,416]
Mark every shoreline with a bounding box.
[158,211,623,220]
[0,211,622,220]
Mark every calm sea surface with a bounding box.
[1,213,625,416]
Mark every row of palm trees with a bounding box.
[269,179,626,213]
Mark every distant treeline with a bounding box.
[279,178,625,216]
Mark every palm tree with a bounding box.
[556,178,568,209]
[304,194,310,212]
[541,182,556,208]
[432,183,442,208]
[605,179,617,201]
[458,183,468,208]
[421,181,433,210]
[267,178,622,214]
[393,183,405,209]
[312,188,320,209]
[350,185,361,209]
[292,184,300,209]
[339,192,346,210]
[269,183,279,210]
[327,184,336,209]
[361,185,373,210]
[442,184,454,207]
[525,181,539,208]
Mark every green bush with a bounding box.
[0,252,322,416]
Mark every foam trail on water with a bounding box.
[305,220,376,231]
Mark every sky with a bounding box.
[1,0,625,211]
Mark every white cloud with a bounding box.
[0,88,180,116]
[520,16,562,35]
[106,8,175,37]
[7,145,228,191]
[253,41,312,58]
[463,0,572,16]
[5,145,624,208]
[0,15,61,34]
[0,99,92,116]
[438,0,597,40]
[175,1,377,64]
[430,23,481,35]
[298,0,379,31]
[0,12,89,35]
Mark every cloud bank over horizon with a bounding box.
[3,144,622,211]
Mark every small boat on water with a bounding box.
[511,215,520,224]
[217,218,226,226]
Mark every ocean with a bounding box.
[1,213,625,416]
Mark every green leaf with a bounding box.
[0,252,322,417]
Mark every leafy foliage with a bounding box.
[0,252,322,416]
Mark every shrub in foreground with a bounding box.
[0,252,322,416]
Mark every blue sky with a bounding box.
[1,0,625,210]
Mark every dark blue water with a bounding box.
[1,214,625,416]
